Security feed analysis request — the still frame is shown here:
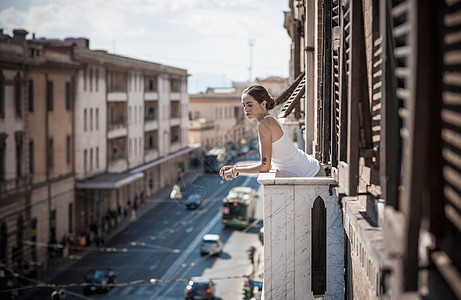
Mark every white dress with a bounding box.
[261,115,320,177]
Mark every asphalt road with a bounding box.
[20,156,263,300]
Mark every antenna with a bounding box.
[248,38,254,82]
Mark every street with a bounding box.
[21,157,263,300]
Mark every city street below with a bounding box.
[21,155,264,300]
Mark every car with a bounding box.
[184,277,215,300]
[185,193,202,209]
[200,234,223,256]
[82,269,117,295]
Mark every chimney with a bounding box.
[12,29,28,43]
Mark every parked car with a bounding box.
[82,269,116,295]
[185,193,202,209]
[184,277,215,300]
[200,234,223,256]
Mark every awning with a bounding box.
[129,144,200,174]
[275,72,306,118]
[76,172,144,190]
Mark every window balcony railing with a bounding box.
[257,170,343,300]
[108,122,126,131]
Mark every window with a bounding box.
[95,108,99,130]
[171,126,180,144]
[146,130,158,150]
[46,80,53,111]
[171,101,180,119]
[149,136,153,149]
[95,69,99,92]
[145,75,158,92]
[83,68,87,91]
[147,107,154,120]
[66,135,71,165]
[0,71,4,117]
[170,79,181,93]
[28,80,34,112]
[65,82,71,110]
[108,70,127,92]
[134,106,137,124]
[47,138,53,168]
[89,68,93,92]
[84,109,87,131]
[96,147,99,168]
[15,73,22,116]
[15,132,23,177]
[90,148,93,170]
[84,149,87,173]
[29,140,34,173]
[134,138,137,156]
[139,105,142,123]
[90,108,93,130]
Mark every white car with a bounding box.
[200,234,223,256]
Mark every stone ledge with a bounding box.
[257,169,337,185]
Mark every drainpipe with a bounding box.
[304,0,315,155]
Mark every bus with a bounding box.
[204,147,226,173]
[222,187,258,227]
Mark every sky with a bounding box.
[0,0,291,94]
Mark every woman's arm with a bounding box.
[220,119,273,180]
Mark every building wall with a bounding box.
[127,71,144,168]
[74,66,107,180]
[189,95,243,149]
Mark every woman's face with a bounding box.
[241,93,266,121]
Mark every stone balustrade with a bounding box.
[257,170,344,300]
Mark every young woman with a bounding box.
[219,85,323,181]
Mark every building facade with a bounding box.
[262,1,461,299]
[189,77,288,151]
[0,29,196,277]
[0,29,79,273]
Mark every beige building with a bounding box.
[38,38,195,236]
[0,29,79,269]
[189,77,287,151]
[0,29,196,274]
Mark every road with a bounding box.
[21,156,263,300]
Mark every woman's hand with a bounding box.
[219,165,235,181]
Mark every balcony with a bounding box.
[257,170,343,300]
[108,123,127,139]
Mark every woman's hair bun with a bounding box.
[243,84,275,111]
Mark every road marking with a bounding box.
[149,210,222,300]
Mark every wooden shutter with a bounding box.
[320,0,332,165]
[339,0,369,196]
[278,74,306,118]
[331,0,341,168]
[430,1,461,298]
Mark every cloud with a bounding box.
[0,0,290,88]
